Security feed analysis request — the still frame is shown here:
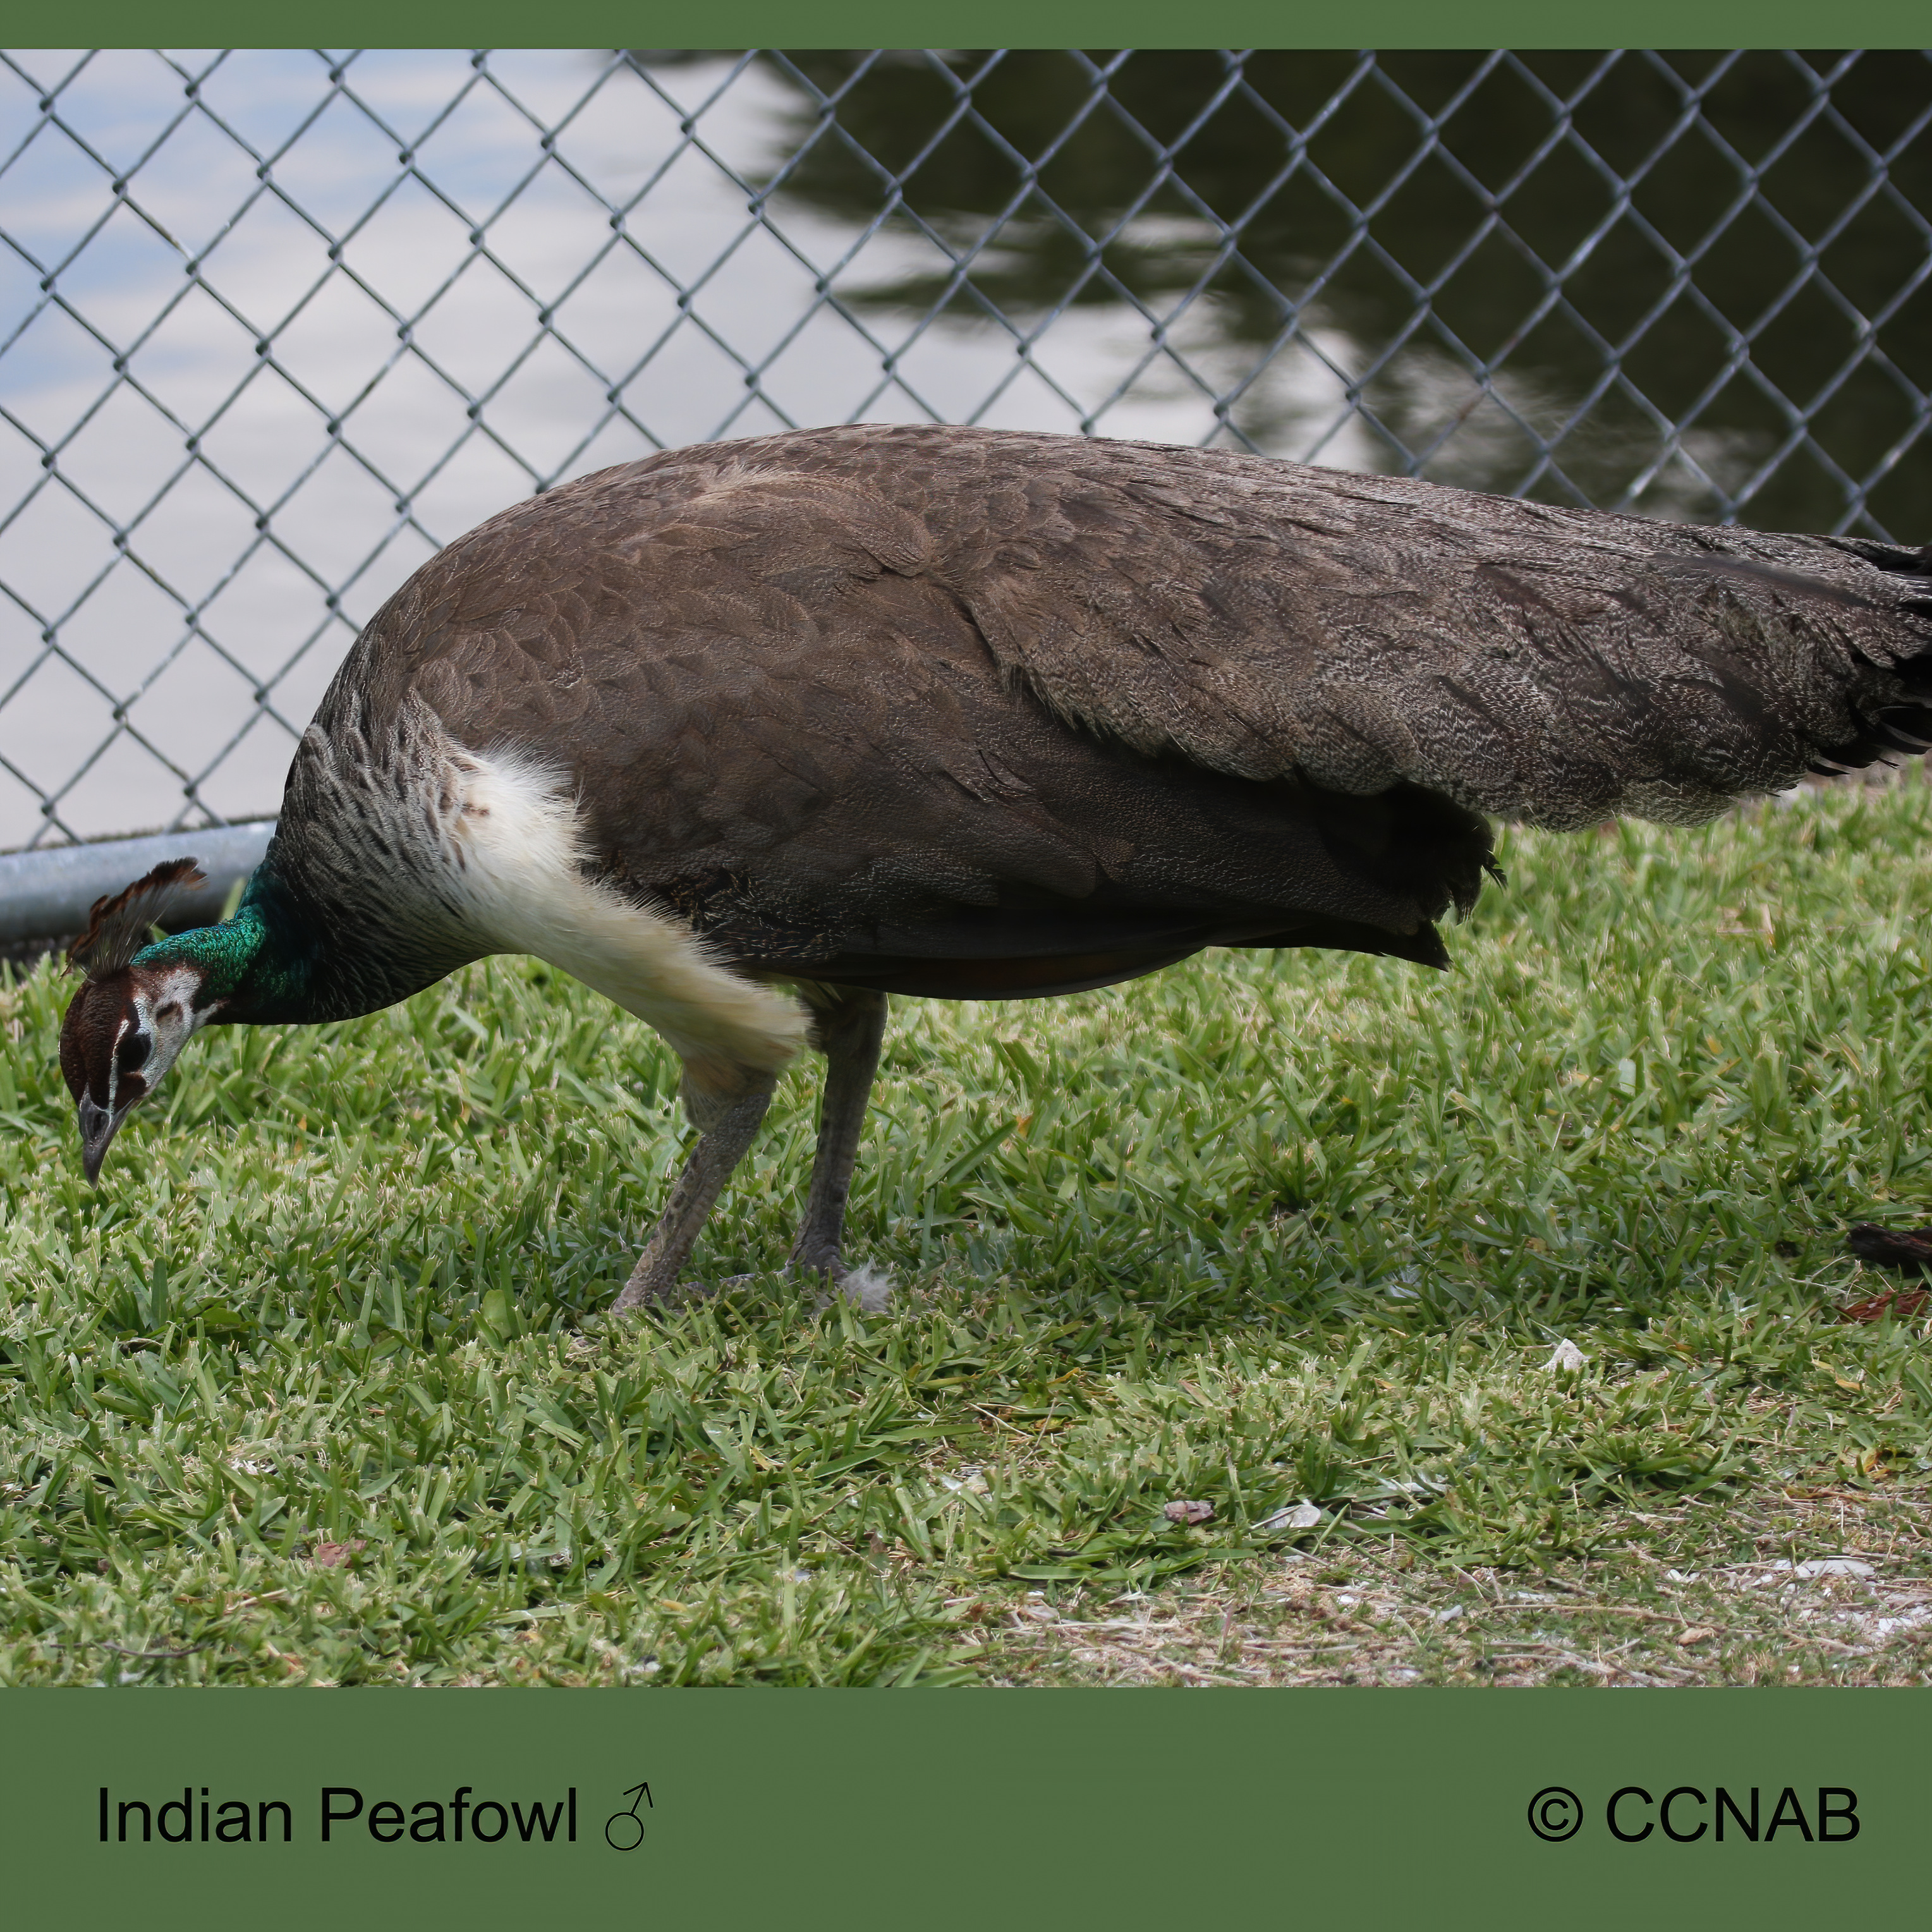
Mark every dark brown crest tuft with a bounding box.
[65,858,207,981]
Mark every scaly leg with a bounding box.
[612,1070,777,1311]
[788,988,888,1282]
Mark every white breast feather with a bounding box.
[439,745,807,1094]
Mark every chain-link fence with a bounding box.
[2,47,1929,852]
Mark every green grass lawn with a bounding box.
[6,782,1932,1686]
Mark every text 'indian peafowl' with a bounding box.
[57,425,1932,1309]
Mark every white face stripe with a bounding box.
[106,1012,131,1113]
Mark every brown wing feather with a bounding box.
[304,450,1494,981]
[280,425,1931,989]
[330,427,1932,833]
[405,423,1926,834]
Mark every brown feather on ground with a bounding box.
[1840,1287,1931,1324]
[1842,1224,1932,1322]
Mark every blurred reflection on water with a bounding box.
[757,51,1932,537]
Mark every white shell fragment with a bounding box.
[1756,1557,1877,1582]
[1258,1500,1325,1532]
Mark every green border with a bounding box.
[6,18,1930,1932]
[4,1687,1926,1929]
[15,3,1932,50]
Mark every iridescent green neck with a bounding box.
[131,873,321,1023]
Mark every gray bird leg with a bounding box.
[612,1070,777,1311]
[788,988,888,1281]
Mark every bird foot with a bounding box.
[611,1261,894,1317]
[609,1272,744,1315]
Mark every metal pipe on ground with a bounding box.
[0,823,276,951]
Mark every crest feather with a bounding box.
[66,858,207,980]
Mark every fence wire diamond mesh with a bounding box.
[1,47,1929,849]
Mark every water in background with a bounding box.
[1,49,1928,846]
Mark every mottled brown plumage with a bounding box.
[61,425,1932,1306]
[297,425,1932,997]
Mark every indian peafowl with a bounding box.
[56,424,1932,1310]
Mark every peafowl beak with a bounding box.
[77,1093,126,1185]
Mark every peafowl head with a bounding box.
[58,860,219,1182]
